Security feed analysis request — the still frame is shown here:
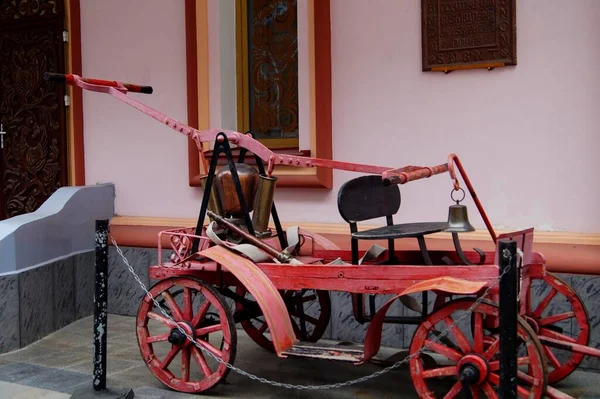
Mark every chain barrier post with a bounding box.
[499,239,518,399]
[71,220,134,399]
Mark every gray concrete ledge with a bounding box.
[0,183,115,274]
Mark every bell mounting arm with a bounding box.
[47,72,497,242]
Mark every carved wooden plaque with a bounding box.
[421,0,516,72]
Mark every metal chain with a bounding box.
[110,234,513,391]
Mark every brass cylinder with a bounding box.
[200,175,224,222]
[252,174,277,237]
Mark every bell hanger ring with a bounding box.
[451,187,466,204]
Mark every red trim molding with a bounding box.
[64,0,85,186]
[185,0,200,186]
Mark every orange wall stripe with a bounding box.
[108,216,600,275]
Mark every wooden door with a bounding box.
[0,0,68,220]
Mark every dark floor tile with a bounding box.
[0,343,63,363]
[0,361,88,394]
[0,362,46,383]
[28,348,91,369]
[125,385,201,398]
[19,367,90,394]
[65,358,140,376]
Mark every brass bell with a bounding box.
[443,188,475,233]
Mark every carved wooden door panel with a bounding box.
[0,0,68,220]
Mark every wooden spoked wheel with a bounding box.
[409,298,548,399]
[136,277,237,393]
[524,273,589,384]
[235,287,331,352]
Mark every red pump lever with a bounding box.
[43,72,153,94]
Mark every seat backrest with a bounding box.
[337,175,401,224]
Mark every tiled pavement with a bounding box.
[0,314,598,398]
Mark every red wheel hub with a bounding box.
[168,321,195,347]
[523,315,540,334]
[457,354,488,386]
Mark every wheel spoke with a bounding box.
[290,318,302,337]
[258,321,268,334]
[515,374,533,399]
[424,339,463,362]
[444,316,471,354]
[488,372,500,385]
[483,334,497,347]
[443,380,463,399]
[161,346,181,370]
[421,365,458,379]
[181,347,191,382]
[483,338,500,361]
[538,311,574,326]
[532,288,557,318]
[300,294,317,303]
[517,385,531,399]
[473,312,484,353]
[196,323,223,336]
[148,311,177,328]
[489,357,530,371]
[543,345,563,369]
[196,338,223,358]
[147,332,171,344]
[191,300,211,328]
[540,327,577,343]
[294,303,308,338]
[490,370,535,399]
[183,287,193,321]
[162,291,185,321]
[191,346,213,377]
[290,311,319,326]
[481,382,498,399]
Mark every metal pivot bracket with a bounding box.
[192,133,255,253]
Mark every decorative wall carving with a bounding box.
[0,21,67,218]
[421,0,517,72]
[0,0,62,22]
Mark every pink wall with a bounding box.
[80,0,600,233]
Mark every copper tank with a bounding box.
[214,163,260,217]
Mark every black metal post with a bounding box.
[71,220,134,399]
[93,219,109,391]
[498,239,518,399]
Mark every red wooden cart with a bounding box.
[48,73,595,399]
